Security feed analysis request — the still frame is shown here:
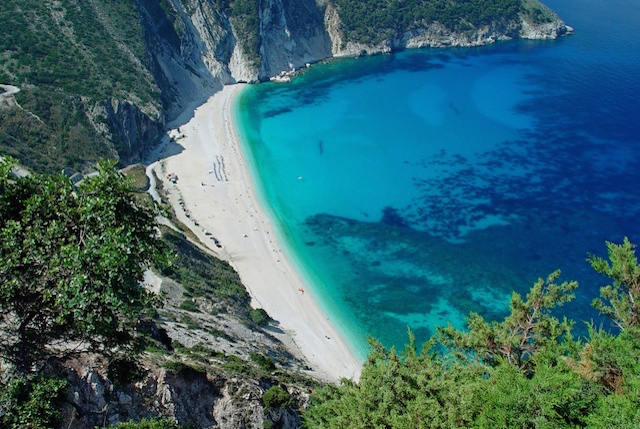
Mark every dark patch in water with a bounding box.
[381,206,410,228]
[263,106,292,118]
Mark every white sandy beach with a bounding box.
[151,84,362,383]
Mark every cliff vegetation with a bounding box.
[0,158,316,428]
[332,0,523,45]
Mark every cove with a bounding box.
[233,0,640,358]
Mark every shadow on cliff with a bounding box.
[144,134,185,165]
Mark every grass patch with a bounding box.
[179,299,200,313]
[250,352,276,372]
[121,163,150,192]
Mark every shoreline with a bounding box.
[151,84,362,383]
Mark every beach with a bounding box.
[151,84,362,383]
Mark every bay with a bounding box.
[234,0,640,358]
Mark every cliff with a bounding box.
[51,354,307,429]
[324,0,571,57]
[40,221,317,428]
[0,0,570,173]
[138,0,572,98]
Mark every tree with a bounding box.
[438,270,578,373]
[588,237,640,331]
[303,274,584,429]
[303,241,640,428]
[0,157,166,374]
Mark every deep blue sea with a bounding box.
[234,0,640,359]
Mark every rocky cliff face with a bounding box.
[258,0,332,78]
[322,5,571,57]
[141,0,333,97]
[44,231,315,428]
[53,355,307,429]
[138,0,571,123]
[102,99,165,164]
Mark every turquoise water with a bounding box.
[234,0,640,359]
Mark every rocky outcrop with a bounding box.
[258,0,333,78]
[399,21,520,49]
[0,84,20,109]
[520,19,573,39]
[54,355,308,429]
[322,4,572,57]
[102,99,165,165]
[148,0,572,91]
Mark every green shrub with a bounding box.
[0,375,67,429]
[222,354,254,375]
[179,299,199,312]
[121,163,150,192]
[250,352,276,372]
[261,385,291,411]
[230,0,261,66]
[333,0,523,45]
[109,418,181,429]
[162,361,206,380]
[249,308,270,326]
[156,227,251,317]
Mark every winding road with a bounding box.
[0,84,20,104]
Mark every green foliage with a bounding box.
[250,307,271,326]
[250,351,276,372]
[576,328,640,428]
[108,418,182,429]
[156,226,252,317]
[179,299,200,312]
[0,158,166,372]
[121,163,151,192]
[0,374,67,429]
[521,0,555,24]
[473,360,598,428]
[303,240,640,428]
[222,354,255,375]
[0,90,114,173]
[588,237,640,331]
[439,270,578,372]
[229,0,261,67]
[0,0,155,102]
[0,0,162,172]
[262,385,292,411]
[331,0,523,46]
[304,335,482,428]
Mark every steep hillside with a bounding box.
[0,161,317,428]
[50,224,317,428]
[0,0,569,173]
